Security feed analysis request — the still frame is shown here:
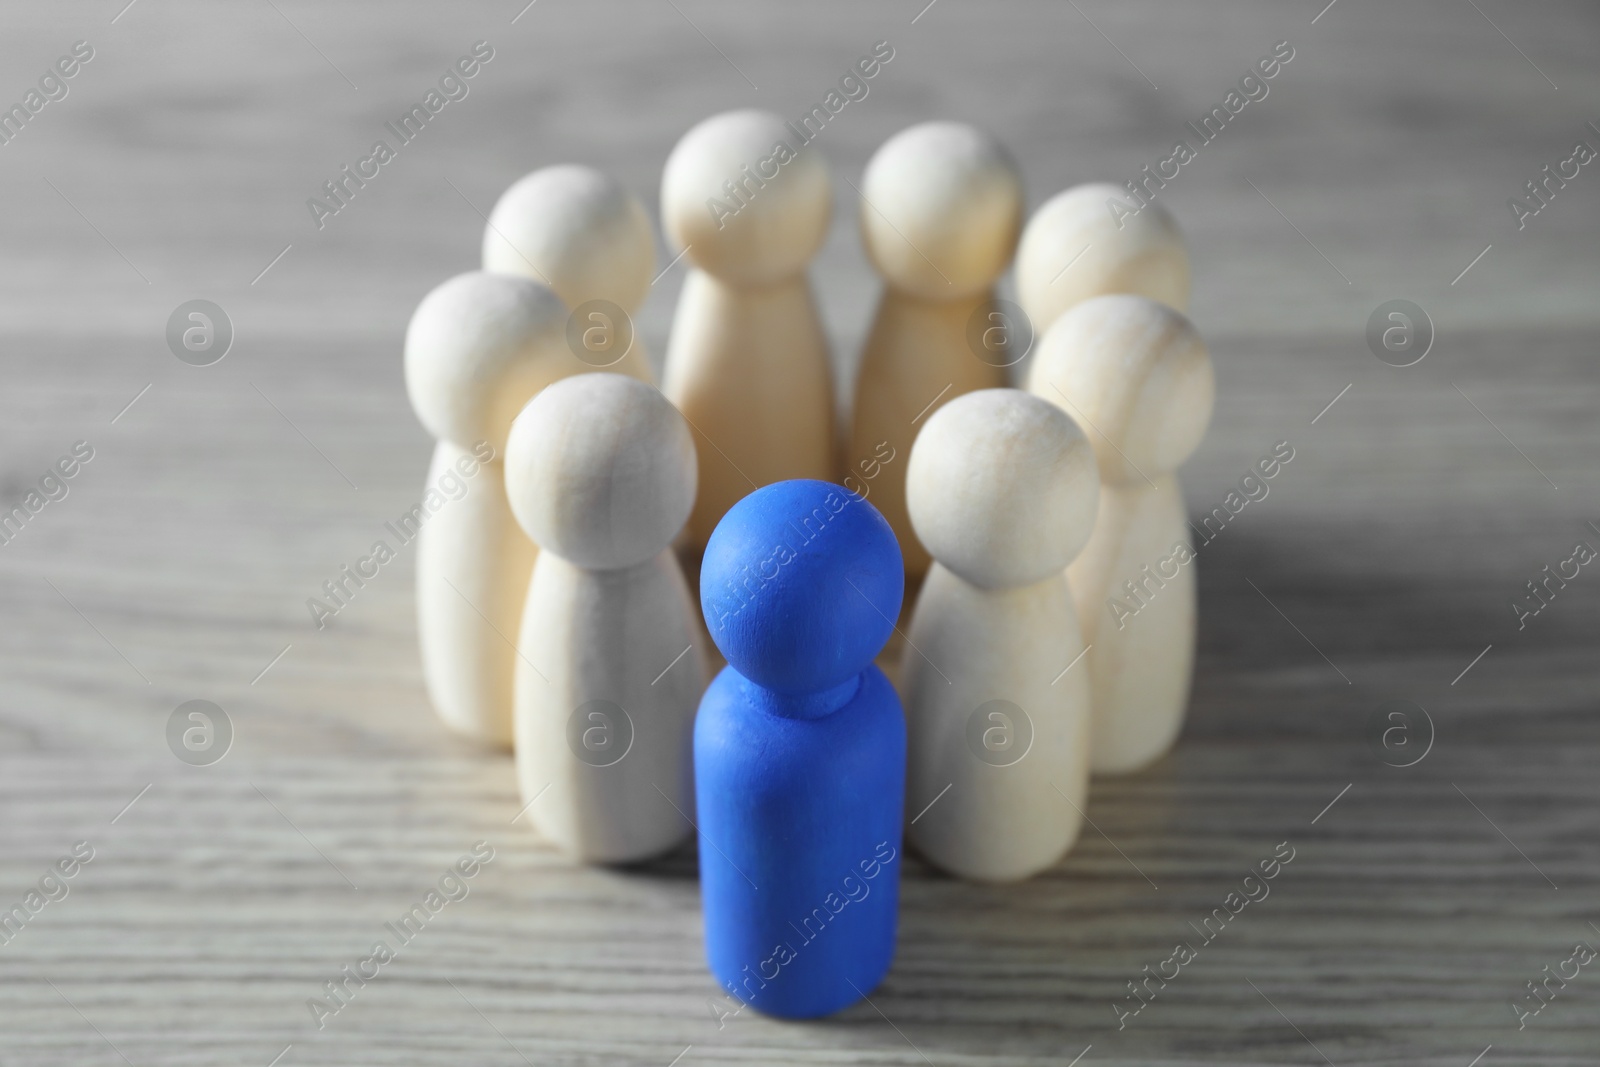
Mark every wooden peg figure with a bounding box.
[660,110,837,549]
[504,373,706,862]
[1026,295,1215,774]
[696,479,905,1017]
[405,271,581,747]
[850,121,1024,580]
[901,389,1100,882]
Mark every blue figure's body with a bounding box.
[695,479,906,1019]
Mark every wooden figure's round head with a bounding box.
[404,271,571,455]
[859,121,1023,301]
[907,389,1099,589]
[1026,294,1214,486]
[661,109,832,287]
[504,374,696,570]
[1016,182,1189,331]
[701,480,903,696]
[482,164,655,313]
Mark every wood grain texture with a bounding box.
[1,1,1598,1064]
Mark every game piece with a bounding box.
[849,121,1024,580]
[404,271,577,747]
[660,110,836,549]
[1025,295,1214,774]
[503,373,706,862]
[1015,182,1190,335]
[901,388,1099,882]
[695,479,904,1018]
[482,163,655,382]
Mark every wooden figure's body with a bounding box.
[504,373,705,862]
[851,291,1005,578]
[1067,476,1196,774]
[415,440,531,746]
[849,122,1022,579]
[900,389,1100,882]
[663,269,834,541]
[515,548,703,861]
[1016,182,1190,334]
[1027,295,1214,775]
[660,110,837,549]
[696,661,903,1019]
[696,479,905,1018]
[902,562,1089,881]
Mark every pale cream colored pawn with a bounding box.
[406,271,591,748]
[482,164,655,381]
[505,373,706,863]
[850,122,1024,580]
[1015,183,1189,336]
[660,109,835,548]
[901,388,1099,882]
[1026,294,1214,775]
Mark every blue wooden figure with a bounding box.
[695,479,906,1019]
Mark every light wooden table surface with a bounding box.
[2,2,1598,1064]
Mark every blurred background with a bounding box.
[1,2,1597,1064]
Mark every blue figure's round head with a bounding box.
[701,480,903,695]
